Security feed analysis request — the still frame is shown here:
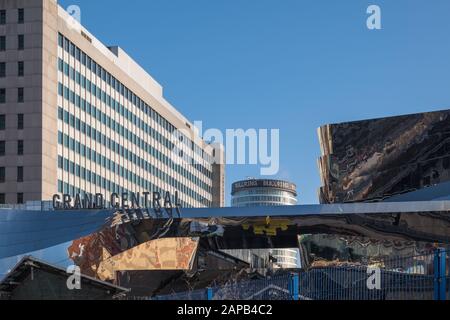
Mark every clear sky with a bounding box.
[58,0,450,205]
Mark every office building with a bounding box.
[0,0,224,208]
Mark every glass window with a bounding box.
[0,10,5,25]
[18,8,24,24]
[0,193,5,204]
[58,33,63,47]
[0,89,5,103]
[17,167,23,182]
[18,114,24,130]
[18,88,24,103]
[0,36,6,51]
[69,42,74,56]
[0,141,5,156]
[18,34,24,50]
[0,62,5,77]
[75,47,80,61]
[0,167,4,183]
[0,115,5,130]
[17,140,23,155]
[18,61,24,76]
[17,193,24,204]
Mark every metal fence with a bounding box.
[211,274,292,300]
[150,248,449,301]
[152,288,208,301]
[298,266,434,300]
[152,274,294,301]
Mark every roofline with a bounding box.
[178,200,450,219]
[0,255,130,293]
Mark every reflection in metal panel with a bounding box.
[1,202,450,298]
[2,202,450,259]
[317,109,450,204]
[95,238,199,281]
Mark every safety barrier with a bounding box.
[150,248,449,300]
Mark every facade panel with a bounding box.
[318,109,450,204]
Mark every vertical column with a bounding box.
[290,273,299,300]
[206,287,213,301]
[41,0,58,201]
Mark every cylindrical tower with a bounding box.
[231,179,297,207]
[230,179,299,269]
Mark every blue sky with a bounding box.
[59,0,450,205]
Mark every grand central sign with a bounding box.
[52,191,182,216]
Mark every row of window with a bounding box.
[58,60,212,177]
[58,33,209,161]
[0,34,24,51]
[233,189,297,197]
[0,114,24,130]
[58,130,211,205]
[0,166,23,183]
[231,195,298,205]
[0,88,24,103]
[0,61,24,77]
[0,140,23,155]
[58,153,205,208]
[58,72,173,161]
[238,202,295,208]
[58,92,212,192]
[0,193,23,205]
[0,8,24,25]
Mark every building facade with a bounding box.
[229,179,299,269]
[0,0,224,208]
[317,109,450,204]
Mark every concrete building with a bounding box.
[0,0,224,208]
[227,179,299,269]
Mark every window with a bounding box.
[17,193,23,204]
[18,88,24,102]
[17,140,23,155]
[17,167,23,182]
[18,61,24,76]
[0,62,5,77]
[17,114,23,130]
[0,194,4,204]
[0,10,5,25]
[0,115,5,130]
[18,8,24,24]
[0,141,5,156]
[0,167,4,183]
[0,36,5,51]
[0,89,5,103]
[18,35,24,50]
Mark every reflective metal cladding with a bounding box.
[1,202,450,295]
[318,109,450,203]
[2,201,450,259]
